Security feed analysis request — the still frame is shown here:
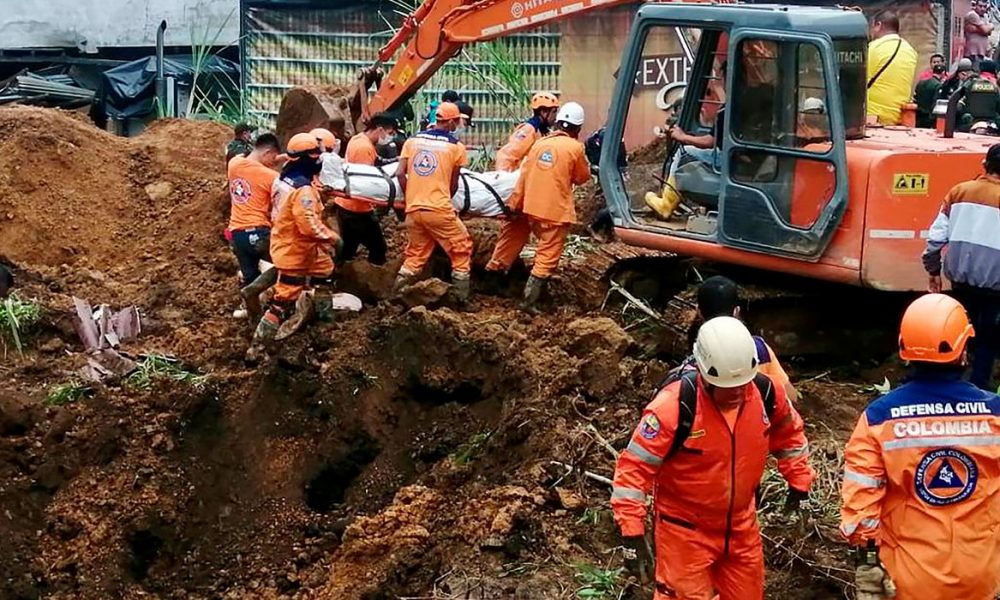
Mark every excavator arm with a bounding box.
[358,0,641,121]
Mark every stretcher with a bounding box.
[319,154,517,218]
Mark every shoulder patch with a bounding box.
[640,414,661,439]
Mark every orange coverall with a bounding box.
[486,131,591,278]
[227,155,278,231]
[612,374,814,600]
[269,181,338,304]
[495,119,542,172]
[398,129,472,277]
[841,373,1000,600]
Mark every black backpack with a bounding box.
[654,363,776,458]
[585,127,627,173]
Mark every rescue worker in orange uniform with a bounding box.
[227,133,281,289]
[486,102,591,311]
[692,275,797,402]
[337,113,398,265]
[612,316,814,600]
[840,293,1000,600]
[241,128,338,323]
[494,92,560,172]
[247,133,341,362]
[395,102,473,302]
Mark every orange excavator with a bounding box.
[327,0,994,294]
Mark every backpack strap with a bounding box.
[666,370,699,459]
[753,373,776,419]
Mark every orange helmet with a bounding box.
[531,92,559,110]
[310,128,336,152]
[287,133,321,157]
[899,293,975,363]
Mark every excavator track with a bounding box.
[604,255,908,361]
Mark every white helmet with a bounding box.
[692,316,759,388]
[556,102,585,126]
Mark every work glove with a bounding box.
[855,564,897,600]
[621,534,653,585]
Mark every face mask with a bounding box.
[454,126,467,138]
[378,133,394,145]
[933,64,947,74]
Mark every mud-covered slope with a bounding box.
[0,107,869,600]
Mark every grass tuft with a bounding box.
[45,381,92,406]
[573,563,625,599]
[0,294,44,356]
[125,354,208,391]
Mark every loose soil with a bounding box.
[0,107,882,600]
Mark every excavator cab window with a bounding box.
[716,30,849,259]
[614,24,723,222]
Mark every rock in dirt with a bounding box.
[0,392,34,435]
[564,317,632,358]
[555,487,585,511]
[398,278,450,308]
[144,181,175,202]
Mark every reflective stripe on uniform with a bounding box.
[843,469,885,489]
[773,443,809,459]
[883,435,1000,451]
[611,486,646,501]
[626,440,664,466]
[841,517,880,536]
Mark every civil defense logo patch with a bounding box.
[230,177,252,205]
[413,150,438,176]
[538,149,555,170]
[640,414,661,439]
[915,448,978,506]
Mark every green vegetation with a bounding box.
[0,294,44,356]
[125,354,208,391]
[452,430,494,466]
[44,381,92,406]
[573,563,625,599]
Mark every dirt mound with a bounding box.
[0,106,234,339]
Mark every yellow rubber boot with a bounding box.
[643,178,681,220]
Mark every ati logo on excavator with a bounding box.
[510,0,557,19]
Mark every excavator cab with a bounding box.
[601,4,869,261]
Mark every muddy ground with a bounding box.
[0,106,887,600]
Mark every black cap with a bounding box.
[442,90,460,103]
[696,276,740,319]
[982,59,998,75]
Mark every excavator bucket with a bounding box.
[274,69,383,151]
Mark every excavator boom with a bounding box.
[359,0,718,122]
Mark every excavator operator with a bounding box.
[841,293,1000,600]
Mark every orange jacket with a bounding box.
[337,133,378,213]
[512,131,591,225]
[612,373,813,537]
[270,178,338,271]
[495,120,542,172]
[400,129,468,213]
[227,155,278,230]
[841,373,1000,599]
